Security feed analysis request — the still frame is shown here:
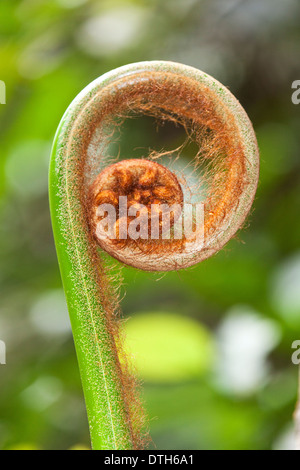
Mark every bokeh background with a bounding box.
[1,0,300,450]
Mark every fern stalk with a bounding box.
[49,79,136,450]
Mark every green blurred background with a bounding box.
[0,0,300,450]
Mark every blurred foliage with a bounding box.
[123,312,215,382]
[0,0,300,450]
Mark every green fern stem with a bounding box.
[49,70,137,450]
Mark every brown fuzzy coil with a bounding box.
[83,67,259,271]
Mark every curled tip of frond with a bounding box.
[81,65,259,271]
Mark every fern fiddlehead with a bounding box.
[49,61,259,449]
